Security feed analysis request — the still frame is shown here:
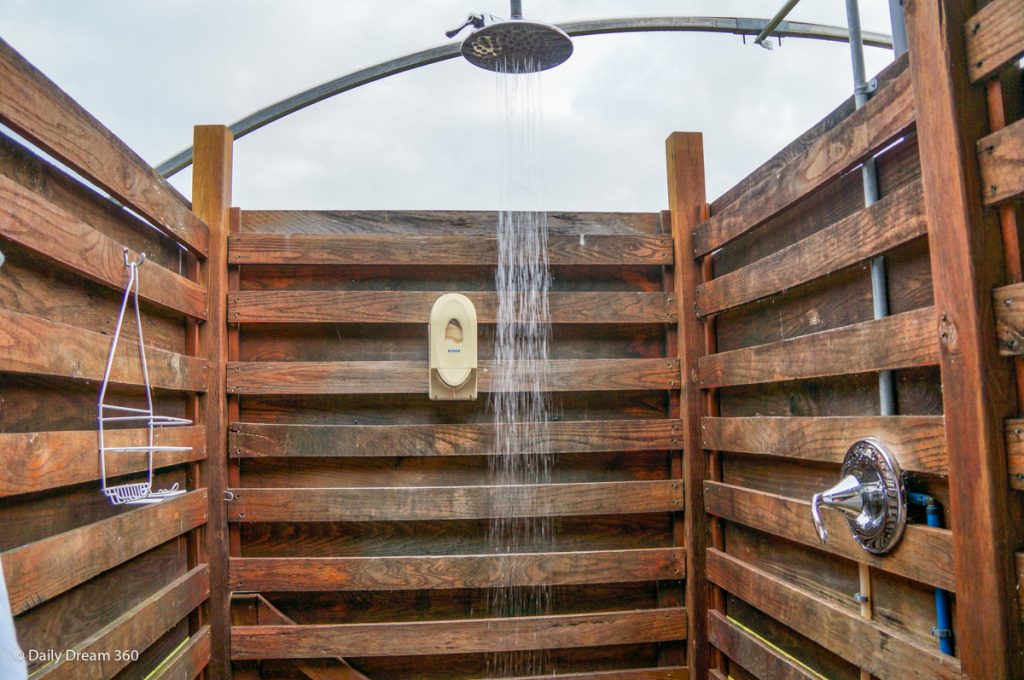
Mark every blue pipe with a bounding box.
[908,493,954,655]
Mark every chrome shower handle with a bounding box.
[809,473,865,545]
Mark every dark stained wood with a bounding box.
[965,0,1024,83]
[228,233,673,265]
[229,290,676,324]
[231,607,686,659]
[30,566,210,680]
[692,57,913,256]
[696,180,927,316]
[0,426,204,497]
[699,307,938,388]
[149,625,210,680]
[906,1,1024,677]
[227,358,680,395]
[0,307,207,391]
[700,416,946,475]
[0,173,206,319]
[230,419,679,458]
[993,280,1024,355]
[493,671,687,680]
[229,548,684,591]
[255,596,370,680]
[703,482,955,591]
[0,39,207,255]
[978,117,1024,205]
[706,550,960,680]
[707,611,819,680]
[227,480,681,522]
[2,490,208,615]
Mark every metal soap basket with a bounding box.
[97,250,190,505]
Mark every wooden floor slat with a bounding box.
[483,669,688,680]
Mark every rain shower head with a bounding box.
[447,2,572,73]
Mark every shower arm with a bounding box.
[510,0,522,20]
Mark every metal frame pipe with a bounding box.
[754,0,802,47]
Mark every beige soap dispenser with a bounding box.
[429,293,478,400]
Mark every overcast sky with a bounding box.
[1,1,896,211]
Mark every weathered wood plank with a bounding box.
[148,625,210,680]
[706,550,960,680]
[231,607,686,659]
[979,117,1024,205]
[227,480,681,522]
[230,419,679,458]
[965,0,1024,83]
[31,566,210,680]
[2,490,208,615]
[0,427,205,497]
[703,482,955,591]
[489,670,688,680]
[700,416,946,475]
[692,57,913,256]
[707,611,820,680]
[1003,419,1024,489]
[229,548,684,591]
[696,180,927,316]
[990,282,1024,356]
[228,233,673,265]
[229,291,676,324]
[0,39,207,255]
[0,173,207,319]
[0,307,207,391]
[227,359,680,395]
[698,307,937,388]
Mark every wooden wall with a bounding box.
[0,38,218,680]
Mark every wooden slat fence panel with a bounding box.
[706,611,821,680]
[148,626,211,680]
[965,0,1024,83]
[978,117,1024,206]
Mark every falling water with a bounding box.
[487,55,554,677]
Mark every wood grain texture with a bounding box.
[0,426,205,497]
[0,307,207,391]
[230,419,679,458]
[30,566,210,680]
[703,482,955,591]
[992,280,1024,355]
[0,39,207,255]
[707,611,820,680]
[1004,418,1024,489]
[229,290,676,324]
[0,173,207,318]
[706,550,960,680]
[2,490,208,615]
[229,548,684,591]
[227,358,680,395]
[696,180,927,316]
[700,416,946,475]
[965,0,1024,83]
[228,233,672,265]
[482,670,688,680]
[148,625,210,680]
[227,481,681,522]
[231,607,686,659]
[978,117,1024,205]
[692,56,913,256]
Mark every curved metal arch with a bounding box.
[157,16,892,177]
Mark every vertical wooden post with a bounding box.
[192,124,233,679]
[904,2,1023,677]
[666,131,708,679]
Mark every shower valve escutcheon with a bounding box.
[811,438,907,555]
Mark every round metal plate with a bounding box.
[462,20,573,73]
[840,438,906,555]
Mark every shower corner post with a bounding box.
[191,124,235,679]
[665,131,710,679]
[905,1,1024,678]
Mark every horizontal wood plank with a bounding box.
[149,625,211,680]
[0,173,207,319]
[31,565,210,680]
[227,480,682,522]
[230,419,679,458]
[227,359,680,395]
[229,548,684,591]
[696,180,927,316]
[0,426,205,497]
[965,0,1024,83]
[228,233,673,265]
[1004,419,1024,489]
[978,117,1024,206]
[2,490,208,615]
[707,611,820,680]
[698,307,938,388]
[706,549,960,680]
[700,416,946,475]
[0,39,207,255]
[0,307,208,391]
[993,282,1024,356]
[231,607,686,659]
[229,291,676,324]
[692,57,913,256]
[703,482,955,591]
[489,670,688,680]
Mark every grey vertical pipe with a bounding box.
[510,0,523,20]
[888,0,909,56]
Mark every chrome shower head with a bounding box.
[446,2,572,74]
